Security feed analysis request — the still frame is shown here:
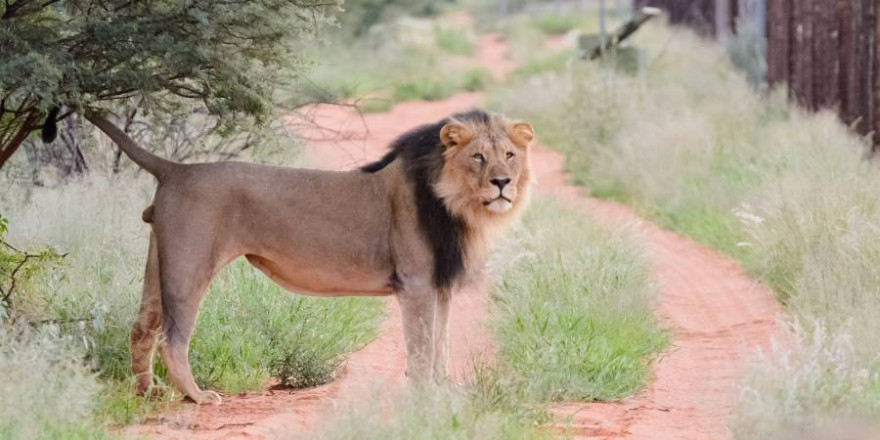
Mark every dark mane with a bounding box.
[360,109,493,289]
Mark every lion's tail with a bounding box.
[83,109,176,178]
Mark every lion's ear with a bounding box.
[507,122,535,149]
[440,123,473,150]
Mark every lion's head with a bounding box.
[434,110,534,225]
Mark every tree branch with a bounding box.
[0,110,40,168]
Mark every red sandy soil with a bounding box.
[123,30,781,440]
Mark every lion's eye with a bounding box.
[472,153,485,163]
[506,151,515,160]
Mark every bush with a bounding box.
[533,13,581,35]
[462,68,492,92]
[435,26,476,55]
[394,79,457,101]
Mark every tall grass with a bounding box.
[491,200,667,402]
[491,18,880,439]
[1,173,383,428]
[306,199,666,438]
[0,327,110,440]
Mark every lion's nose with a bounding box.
[490,177,511,190]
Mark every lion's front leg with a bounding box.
[397,279,437,384]
[433,288,451,382]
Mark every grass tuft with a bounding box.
[491,200,667,402]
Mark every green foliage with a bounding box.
[0,215,63,323]
[434,27,475,55]
[462,68,492,92]
[394,79,456,101]
[509,50,574,80]
[492,201,668,402]
[532,13,581,35]
[0,327,111,440]
[338,0,443,37]
[0,0,339,163]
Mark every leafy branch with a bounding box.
[0,218,65,323]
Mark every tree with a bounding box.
[0,0,340,168]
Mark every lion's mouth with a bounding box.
[484,196,513,214]
[483,196,511,206]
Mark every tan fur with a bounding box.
[110,111,534,405]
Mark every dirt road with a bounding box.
[124,32,781,440]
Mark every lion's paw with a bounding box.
[189,390,222,405]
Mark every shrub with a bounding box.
[533,13,581,35]
[435,27,476,55]
[461,68,492,92]
[394,79,457,101]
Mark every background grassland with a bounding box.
[293,15,492,113]
[490,15,880,439]
[1,174,383,435]
[307,199,666,439]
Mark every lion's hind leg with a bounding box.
[154,225,230,405]
[131,232,162,394]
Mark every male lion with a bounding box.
[83,108,534,404]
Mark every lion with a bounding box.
[83,108,534,404]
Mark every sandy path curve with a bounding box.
[124,31,781,440]
[531,149,782,440]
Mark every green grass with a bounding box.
[435,26,475,55]
[491,16,880,440]
[0,326,112,440]
[1,173,383,431]
[532,13,582,36]
[462,68,492,92]
[509,50,575,81]
[492,200,668,402]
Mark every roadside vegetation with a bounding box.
[308,199,666,438]
[294,13,492,113]
[490,13,880,440]
[491,200,667,402]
